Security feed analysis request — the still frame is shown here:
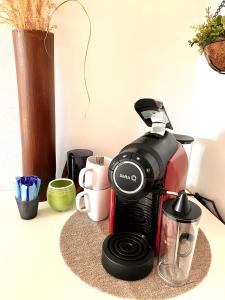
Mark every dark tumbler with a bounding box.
[66,149,93,183]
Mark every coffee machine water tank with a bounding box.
[102,99,189,281]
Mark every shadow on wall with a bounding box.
[188,132,225,221]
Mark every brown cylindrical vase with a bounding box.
[12,30,56,201]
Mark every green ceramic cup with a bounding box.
[47,178,76,212]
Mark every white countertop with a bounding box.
[0,191,225,300]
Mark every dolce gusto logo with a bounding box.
[119,173,137,182]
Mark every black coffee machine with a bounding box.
[101,99,189,281]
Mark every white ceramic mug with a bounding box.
[76,187,111,221]
[79,156,111,191]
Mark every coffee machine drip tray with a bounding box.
[101,194,158,281]
[102,232,154,281]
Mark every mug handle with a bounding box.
[76,191,90,212]
[79,168,93,189]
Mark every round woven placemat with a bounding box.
[60,212,211,300]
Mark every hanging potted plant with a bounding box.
[188,3,225,74]
[0,0,57,201]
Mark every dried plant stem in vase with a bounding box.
[0,0,56,30]
[0,0,57,201]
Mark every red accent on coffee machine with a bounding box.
[102,99,189,281]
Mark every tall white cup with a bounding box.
[79,156,111,191]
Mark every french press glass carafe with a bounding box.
[158,192,202,286]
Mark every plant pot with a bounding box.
[203,39,225,74]
[12,30,56,202]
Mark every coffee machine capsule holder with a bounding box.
[101,98,189,281]
[134,98,173,136]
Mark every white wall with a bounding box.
[53,0,205,170]
[187,55,225,219]
[186,0,225,221]
[1,0,225,221]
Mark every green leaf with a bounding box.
[188,6,225,53]
[216,15,222,25]
[221,16,225,30]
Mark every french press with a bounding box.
[158,191,202,286]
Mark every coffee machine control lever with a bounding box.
[108,151,158,199]
[112,161,145,195]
